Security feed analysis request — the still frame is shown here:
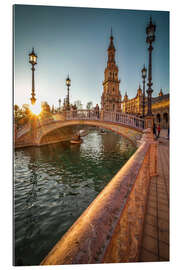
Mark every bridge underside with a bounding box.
[37,120,143,146]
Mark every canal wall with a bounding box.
[41,128,158,265]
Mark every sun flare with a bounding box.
[30,102,42,116]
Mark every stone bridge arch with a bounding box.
[36,120,143,146]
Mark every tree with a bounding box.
[41,101,50,113]
[14,104,19,112]
[22,104,30,116]
[40,101,52,119]
[14,104,30,127]
[14,104,22,125]
[86,101,93,110]
[74,100,83,110]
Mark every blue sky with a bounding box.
[14,5,169,108]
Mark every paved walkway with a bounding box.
[140,129,169,262]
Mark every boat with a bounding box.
[70,135,83,144]
[70,138,83,144]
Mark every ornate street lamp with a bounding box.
[66,75,71,110]
[146,17,156,116]
[141,64,147,118]
[58,98,61,110]
[29,48,37,105]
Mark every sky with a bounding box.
[14,4,169,109]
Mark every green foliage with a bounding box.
[86,101,93,110]
[14,104,30,128]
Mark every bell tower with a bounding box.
[101,29,122,112]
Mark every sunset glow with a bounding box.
[30,102,41,116]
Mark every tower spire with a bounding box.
[108,28,115,51]
[101,31,121,112]
[111,27,113,38]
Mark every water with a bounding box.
[14,130,136,266]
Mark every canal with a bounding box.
[14,130,136,266]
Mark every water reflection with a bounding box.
[14,131,136,266]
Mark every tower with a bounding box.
[101,29,122,112]
[159,88,164,97]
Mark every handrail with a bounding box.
[16,123,31,138]
[65,110,144,130]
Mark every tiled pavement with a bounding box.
[140,129,169,262]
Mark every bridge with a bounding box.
[15,110,145,148]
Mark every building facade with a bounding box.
[151,91,169,129]
[122,88,169,128]
[101,31,122,112]
[122,85,143,115]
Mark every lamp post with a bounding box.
[58,98,61,111]
[141,65,147,118]
[29,48,37,105]
[146,17,156,116]
[66,75,71,110]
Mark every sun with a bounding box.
[30,102,42,116]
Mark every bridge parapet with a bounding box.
[41,128,157,265]
[15,111,144,148]
[65,110,144,130]
[16,122,31,139]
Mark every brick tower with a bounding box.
[101,29,122,112]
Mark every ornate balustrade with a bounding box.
[41,129,157,265]
[16,123,31,139]
[65,110,144,130]
[16,111,144,141]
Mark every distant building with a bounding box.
[151,90,169,128]
[121,88,169,128]
[122,85,143,115]
[101,30,122,112]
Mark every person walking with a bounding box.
[153,122,157,138]
[157,124,161,139]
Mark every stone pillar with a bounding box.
[100,110,104,121]
[145,115,154,129]
[149,140,158,177]
[139,128,158,177]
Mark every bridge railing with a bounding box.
[65,110,144,130]
[16,123,31,139]
[65,110,99,121]
[103,111,144,129]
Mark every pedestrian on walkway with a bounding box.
[153,122,157,138]
[157,124,161,139]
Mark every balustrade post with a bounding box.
[100,110,104,121]
[138,128,158,176]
